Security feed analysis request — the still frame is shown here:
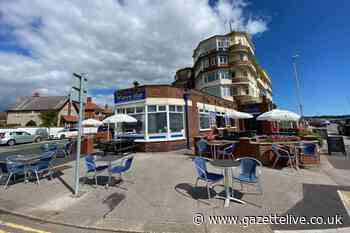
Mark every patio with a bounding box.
[0,151,349,233]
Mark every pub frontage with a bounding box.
[115,85,242,152]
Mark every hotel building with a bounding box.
[115,31,275,151]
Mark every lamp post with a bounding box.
[292,54,304,117]
[183,89,191,149]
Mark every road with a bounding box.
[0,140,78,168]
[0,210,123,233]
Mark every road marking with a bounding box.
[0,220,51,233]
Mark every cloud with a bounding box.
[0,0,268,110]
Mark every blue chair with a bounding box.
[197,139,209,157]
[29,150,56,185]
[232,157,263,194]
[4,157,25,189]
[271,144,297,169]
[111,156,134,180]
[217,144,235,160]
[84,155,109,187]
[62,140,75,158]
[193,157,224,199]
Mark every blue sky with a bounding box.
[0,0,349,116]
[246,0,350,115]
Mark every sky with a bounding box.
[0,0,349,116]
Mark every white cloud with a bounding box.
[0,0,268,110]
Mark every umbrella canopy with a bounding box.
[257,109,300,122]
[229,110,254,119]
[102,114,137,124]
[82,118,103,126]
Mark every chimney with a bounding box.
[33,92,40,97]
[87,97,92,103]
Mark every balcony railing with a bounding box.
[229,44,253,55]
[232,76,250,84]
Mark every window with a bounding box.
[148,105,157,112]
[240,53,244,61]
[169,112,183,132]
[231,71,236,78]
[243,70,248,77]
[127,106,145,134]
[222,86,232,97]
[148,112,167,133]
[244,87,249,95]
[176,106,183,112]
[219,56,227,65]
[220,70,230,80]
[158,105,166,111]
[117,108,124,114]
[136,106,144,113]
[207,73,218,82]
[204,86,221,97]
[126,107,135,114]
[199,113,210,129]
[210,57,217,66]
[216,115,225,128]
[232,87,238,96]
[169,105,176,112]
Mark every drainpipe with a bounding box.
[183,90,190,149]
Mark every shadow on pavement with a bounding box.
[271,183,350,231]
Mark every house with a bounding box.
[7,93,79,127]
[0,112,7,127]
[85,97,113,121]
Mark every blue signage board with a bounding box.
[115,87,146,104]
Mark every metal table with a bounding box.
[2,154,42,183]
[207,140,235,160]
[210,159,245,207]
[97,154,124,188]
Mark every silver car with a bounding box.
[0,131,41,146]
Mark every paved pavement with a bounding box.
[0,149,349,233]
[0,131,350,233]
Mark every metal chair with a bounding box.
[217,144,235,160]
[111,156,134,180]
[29,150,56,185]
[4,157,25,189]
[196,139,209,157]
[271,144,297,169]
[193,157,224,199]
[232,157,263,194]
[84,155,109,187]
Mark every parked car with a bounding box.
[0,130,42,146]
[34,128,49,140]
[56,128,78,139]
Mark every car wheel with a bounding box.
[60,134,66,140]
[7,140,15,146]
[35,137,41,143]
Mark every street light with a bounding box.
[292,54,304,117]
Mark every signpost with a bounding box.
[72,73,87,196]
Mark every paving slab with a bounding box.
[0,151,349,233]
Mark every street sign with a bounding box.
[72,73,88,197]
[70,87,87,103]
